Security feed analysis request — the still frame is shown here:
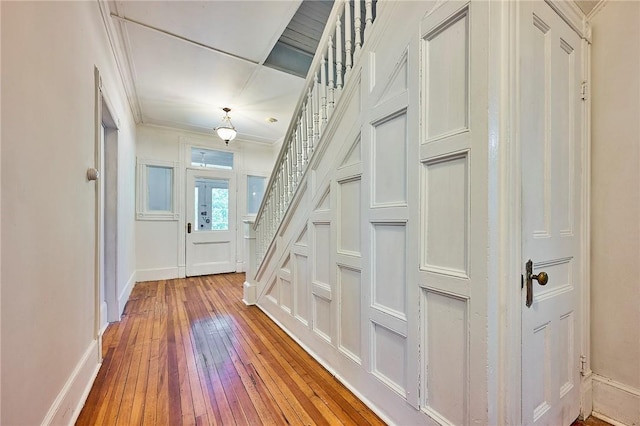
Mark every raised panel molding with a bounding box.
[294,254,309,325]
[338,178,362,256]
[372,223,407,319]
[421,289,469,425]
[315,187,331,211]
[265,277,278,305]
[372,322,407,397]
[421,153,469,277]
[338,266,362,363]
[279,277,292,313]
[313,294,332,343]
[370,48,409,106]
[422,5,470,141]
[295,225,308,246]
[371,110,408,207]
[339,137,362,169]
[313,222,331,285]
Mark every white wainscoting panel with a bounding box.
[338,265,362,363]
[313,294,332,343]
[422,154,469,277]
[314,222,331,285]
[339,178,361,254]
[372,111,408,206]
[265,277,278,305]
[294,253,309,325]
[422,289,469,425]
[296,226,308,246]
[280,277,292,313]
[372,322,407,397]
[372,223,407,319]
[340,139,362,168]
[423,7,469,140]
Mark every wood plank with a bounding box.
[75,273,385,426]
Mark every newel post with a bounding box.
[243,219,258,305]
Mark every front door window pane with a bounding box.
[194,178,229,231]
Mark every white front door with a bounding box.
[186,168,236,276]
[520,2,583,425]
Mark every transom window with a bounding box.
[191,148,233,169]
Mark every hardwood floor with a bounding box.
[76,273,385,426]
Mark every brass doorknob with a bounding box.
[525,260,550,307]
[532,271,548,286]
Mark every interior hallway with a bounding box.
[76,273,384,425]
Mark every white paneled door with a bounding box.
[186,169,236,276]
[520,2,583,425]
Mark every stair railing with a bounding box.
[254,0,376,268]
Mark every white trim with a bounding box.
[118,271,136,316]
[592,412,628,426]
[136,267,179,283]
[136,158,180,221]
[592,374,640,426]
[96,0,142,123]
[585,0,608,21]
[99,301,108,335]
[579,24,593,421]
[243,280,257,305]
[545,0,589,40]
[498,0,523,423]
[40,340,101,426]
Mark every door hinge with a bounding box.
[581,80,588,101]
[580,354,587,375]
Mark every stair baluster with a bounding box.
[253,0,377,268]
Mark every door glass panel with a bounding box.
[194,178,229,231]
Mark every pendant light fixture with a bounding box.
[214,107,237,144]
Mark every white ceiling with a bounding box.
[108,0,308,144]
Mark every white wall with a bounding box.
[1,2,136,425]
[590,2,640,424]
[135,124,276,281]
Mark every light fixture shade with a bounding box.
[214,107,237,144]
[216,126,237,142]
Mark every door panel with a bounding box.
[186,169,236,276]
[521,2,583,425]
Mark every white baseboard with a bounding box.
[40,340,101,426]
[118,271,136,316]
[592,373,640,426]
[256,304,396,426]
[135,267,179,283]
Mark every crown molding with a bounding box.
[585,0,608,21]
[97,0,143,123]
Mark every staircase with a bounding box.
[254,0,376,269]
[245,1,476,424]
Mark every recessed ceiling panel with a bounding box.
[116,0,302,63]
[127,22,256,104]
